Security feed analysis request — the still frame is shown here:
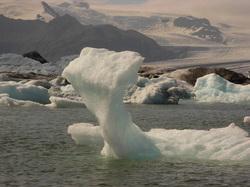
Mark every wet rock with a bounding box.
[0,72,56,82]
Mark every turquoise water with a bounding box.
[1,102,250,186]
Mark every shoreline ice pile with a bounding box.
[64,47,250,161]
[194,73,250,103]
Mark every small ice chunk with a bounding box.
[68,123,103,145]
[47,96,85,108]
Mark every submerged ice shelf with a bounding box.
[64,47,250,161]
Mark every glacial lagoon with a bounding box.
[1,102,250,186]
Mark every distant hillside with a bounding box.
[40,1,225,44]
[0,15,185,62]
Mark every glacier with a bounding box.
[0,53,77,77]
[193,73,250,103]
[0,54,58,75]
[63,47,250,161]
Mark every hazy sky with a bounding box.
[1,0,249,26]
[89,0,250,25]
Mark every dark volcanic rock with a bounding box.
[139,65,176,78]
[0,15,185,62]
[171,67,250,85]
[23,51,48,64]
[0,72,56,82]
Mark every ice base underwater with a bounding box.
[63,48,250,161]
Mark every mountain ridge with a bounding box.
[0,14,185,62]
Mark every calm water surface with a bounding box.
[1,101,250,187]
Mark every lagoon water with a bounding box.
[1,101,250,186]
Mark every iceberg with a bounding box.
[47,96,85,108]
[193,73,250,103]
[125,75,192,104]
[68,123,103,145]
[67,123,250,161]
[0,81,50,104]
[63,48,250,161]
[63,48,160,159]
[0,93,43,107]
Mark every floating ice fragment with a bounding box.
[193,73,250,103]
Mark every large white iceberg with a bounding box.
[63,48,250,161]
[193,73,250,103]
[63,48,160,159]
[0,81,50,104]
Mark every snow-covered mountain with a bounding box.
[39,1,225,44]
[2,1,250,46]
